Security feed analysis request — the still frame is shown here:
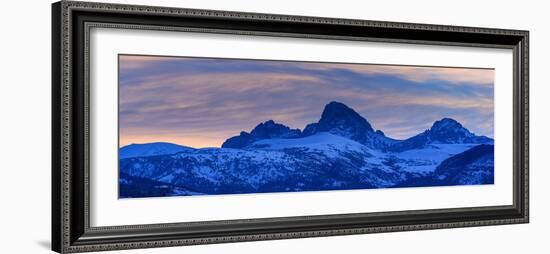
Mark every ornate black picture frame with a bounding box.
[52,1,529,253]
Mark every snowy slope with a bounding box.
[390,144,478,173]
[119,142,194,159]
[119,135,407,197]
[119,141,492,197]
[248,132,374,157]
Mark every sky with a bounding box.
[119,54,494,148]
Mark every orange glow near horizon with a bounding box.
[119,134,228,148]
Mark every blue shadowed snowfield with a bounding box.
[117,55,494,198]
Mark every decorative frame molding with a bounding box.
[52,1,529,253]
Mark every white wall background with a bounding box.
[0,0,547,253]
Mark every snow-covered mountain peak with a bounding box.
[430,118,470,135]
[427,118,479,143]
[250,120,302,139]
[218,102,490,153]
[388,118,493,152]
[301,101,383,146]
[119,142,194,159]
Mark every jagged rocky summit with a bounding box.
[222,101,397,150]
[389,118,493,152]
[222,120,301,149]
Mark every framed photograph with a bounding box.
[52,1,529,253]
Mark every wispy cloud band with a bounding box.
[119,55,494,148]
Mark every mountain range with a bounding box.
[119,101,494,198]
